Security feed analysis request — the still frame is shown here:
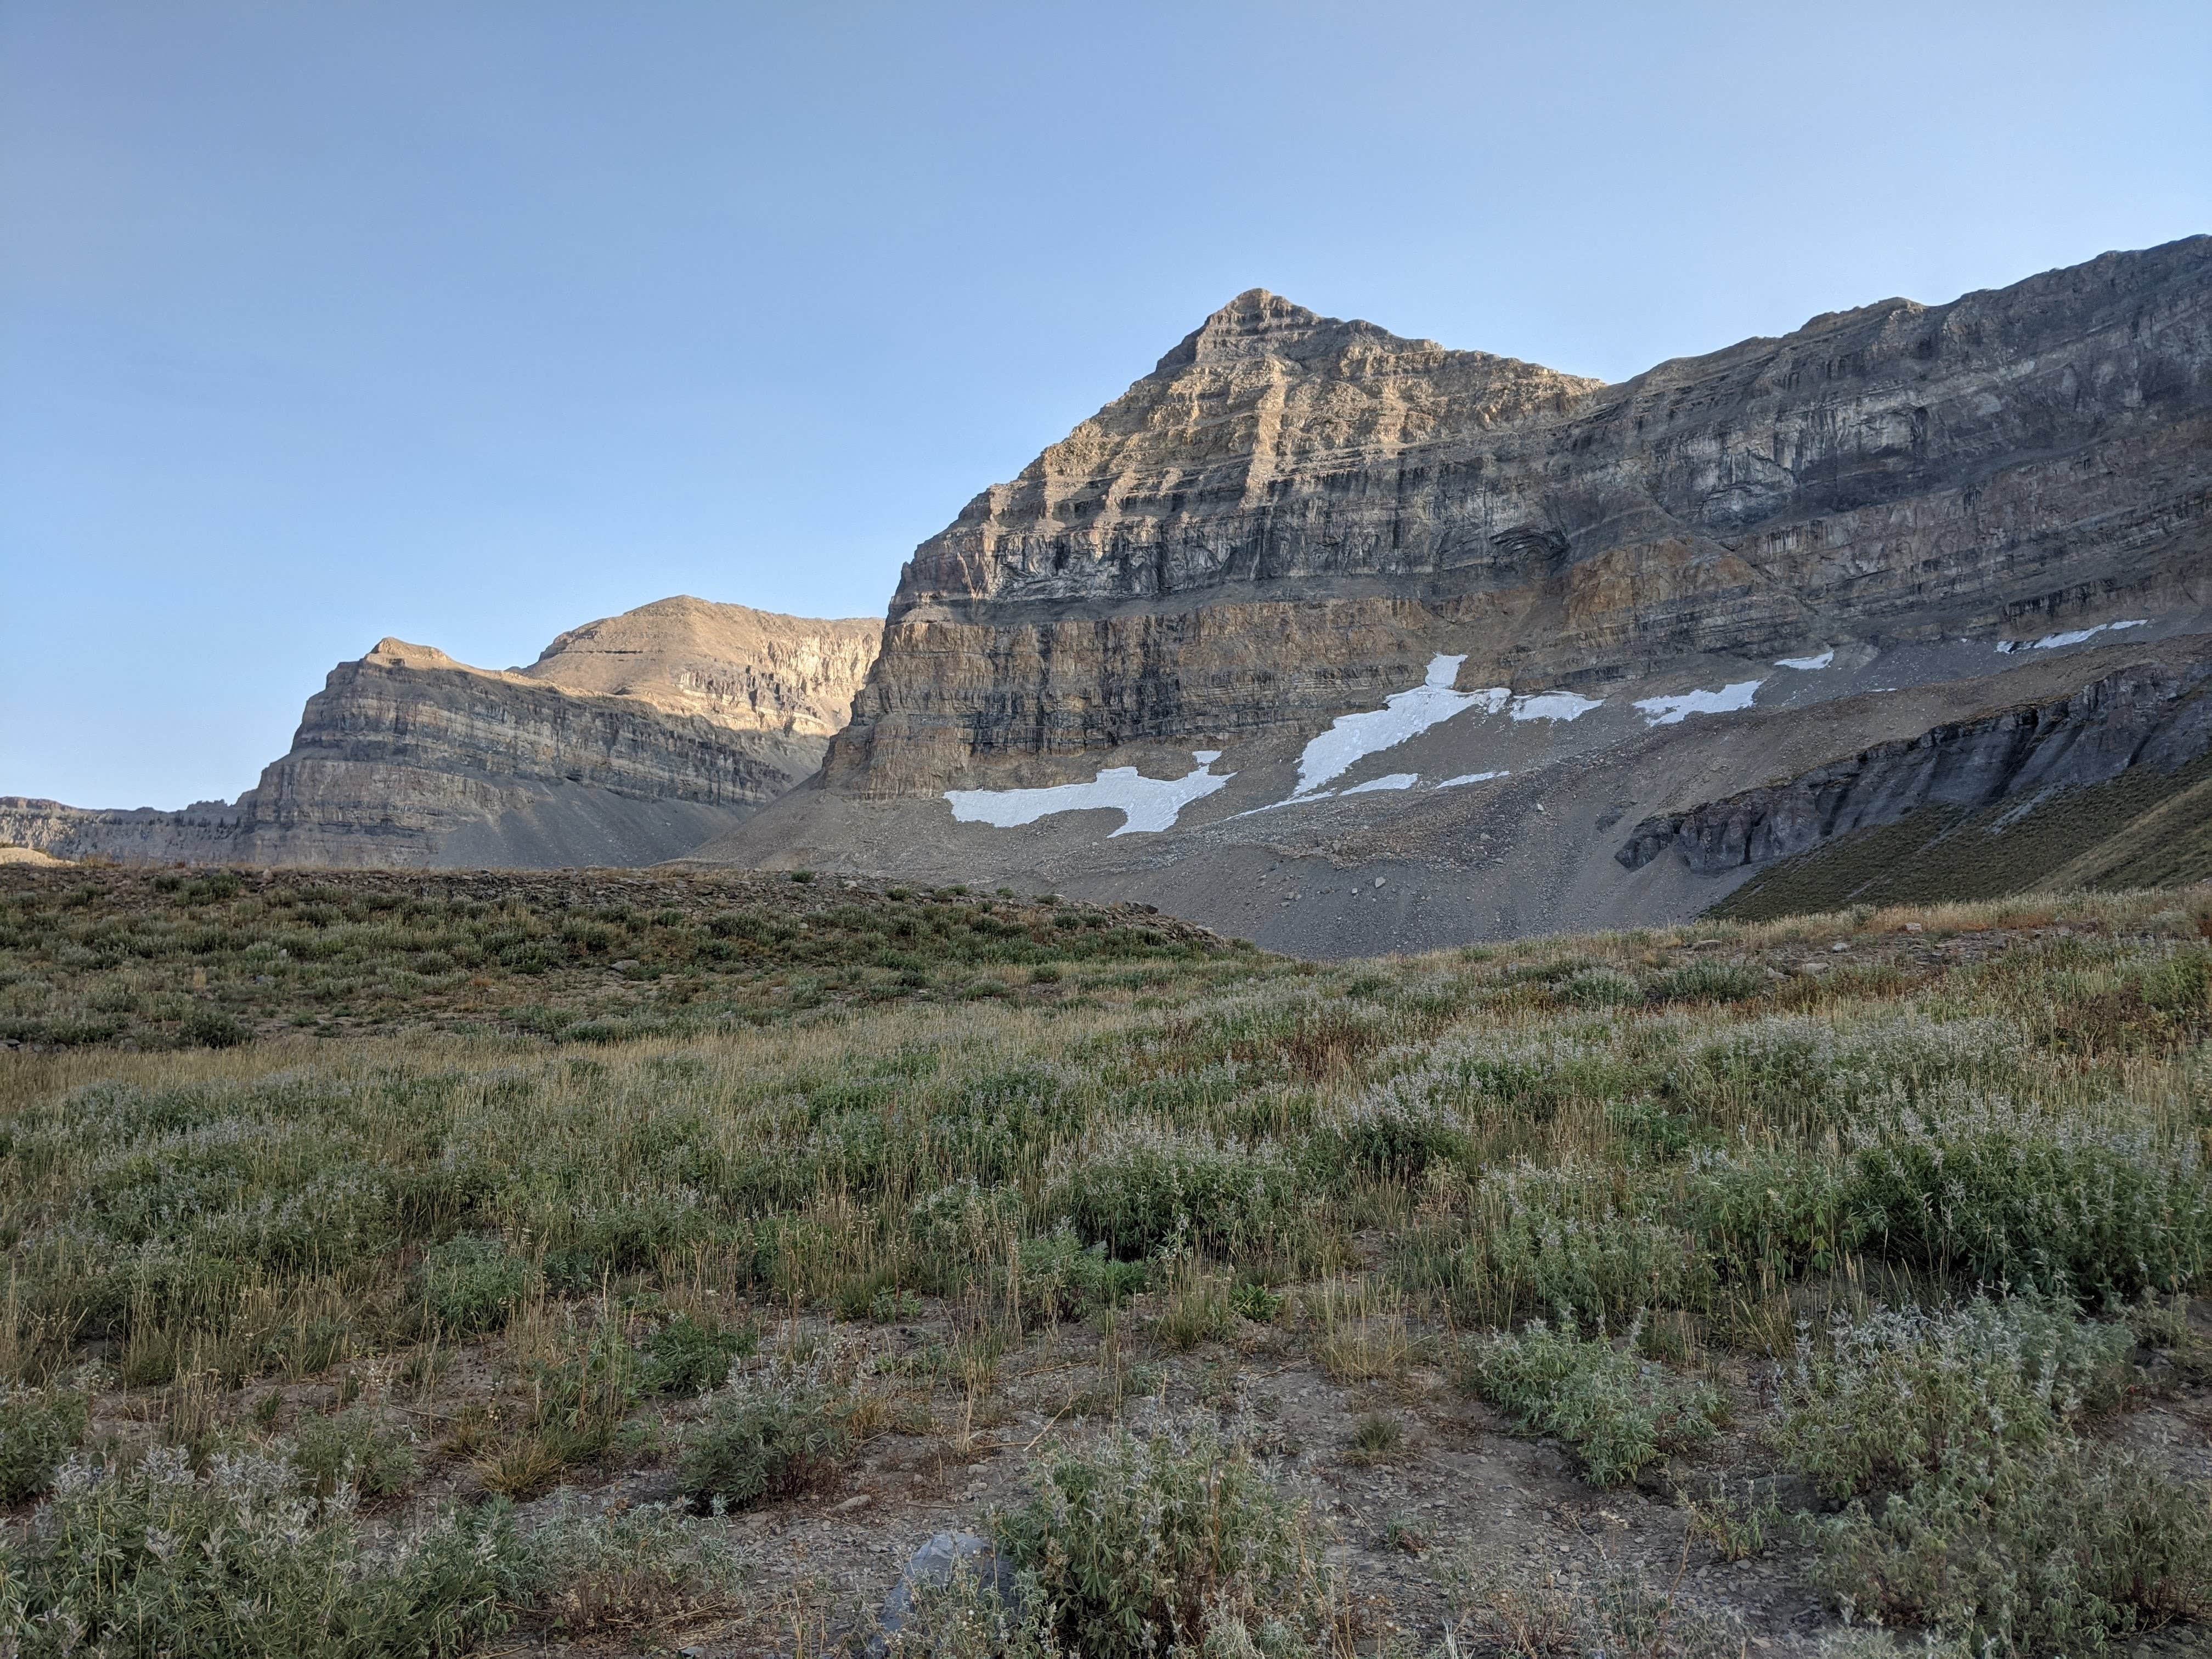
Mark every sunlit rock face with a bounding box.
[828,239,2212,798]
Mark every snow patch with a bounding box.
[1633,680,1764,727]
[1340,772,1419,795]
[1774,649,1834,671]
[1996,619,2148,653]
[946,753,1232,836]
[1291,655,1499,794]
[1508,690,1604,723]
[1435,769,1510,790]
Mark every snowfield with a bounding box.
[945,754,1232,836]
[1633,680,1763,726]
[1293,655,1495,794]
[1997,619,2148,653]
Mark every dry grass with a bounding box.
[2,872,2210,1654]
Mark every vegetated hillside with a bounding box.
[1714,749,2212,922]
[0,866,1234,1052]
[1,873,2209,1656]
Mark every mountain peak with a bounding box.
[1155,287,1362,371]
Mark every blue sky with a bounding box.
[4,2,2207,809]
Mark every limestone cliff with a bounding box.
[829,239,2212,796]
[4,600,880,868]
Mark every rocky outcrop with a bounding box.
[1615,649,2212,874]
[7,600,881,868]
[0,799,251,865]
[520,597,879,737]
[830,238,2212,795]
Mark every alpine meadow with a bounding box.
[2,865,2209,1655]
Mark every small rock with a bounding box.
[1904,922,1924,934]
[611,958,639,970]
[1373,876,1386,888]
[870,1532,1024,1657]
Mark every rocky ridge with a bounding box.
[3,600,880,868]
[827,240,2211,796]
[698,238,2212,950]
[1617,646,2212,875]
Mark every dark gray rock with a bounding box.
[1615,648,2212,874]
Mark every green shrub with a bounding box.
[522,1493,747,1637]
[1771,1294,2130,1501]
[180,1008,248,1049]
[1846,1094,2212,1296]
[641,1312,758,1396]
[1679,1148,1851,1280]
[0,1383,88,1502]
[1424,1164,1709,1326]
[1229,1280,1284,1323]
[1674,1011,2026,1131]
[1771,1295,2204,1651]
[1462,1313,1724,1488]
[679,1360,853,1510]
[1012,1228,1148,1323]
[1558,967,1643,1008]
[1312,1088,1469,1186]
[997,1429,1331,1659]
[1813,1438,2212,1655]
[905,1181,1023,1295]
[9,1446,524,1657]
[1647,961,1765,1003]
[288,1407,417,1501]
[1048,1127,1297,1259]
[419,1234,533,1334]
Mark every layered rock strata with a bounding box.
[830,238,2212,796]
[7,600,880,868]
[1615,647,2212,874]
[520,597,880,737]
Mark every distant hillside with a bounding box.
[0,599,880,869]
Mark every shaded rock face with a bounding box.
[0,799,252,866]
[1616,651,2212,875]
[5,601,881,869]
[831,239,2212,795]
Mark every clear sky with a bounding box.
[4,2,2207,809]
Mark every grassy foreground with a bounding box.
[2,866,2211,1656]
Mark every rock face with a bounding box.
[520,596,880,738]
[1616,647,2212,874]
[830,239,2211,797]
[697,239,2212,952]
[4,600,881,868]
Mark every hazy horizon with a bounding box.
[5,2,2208,809]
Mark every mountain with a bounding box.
[1,600,880,868]
[687,239,2212,952]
